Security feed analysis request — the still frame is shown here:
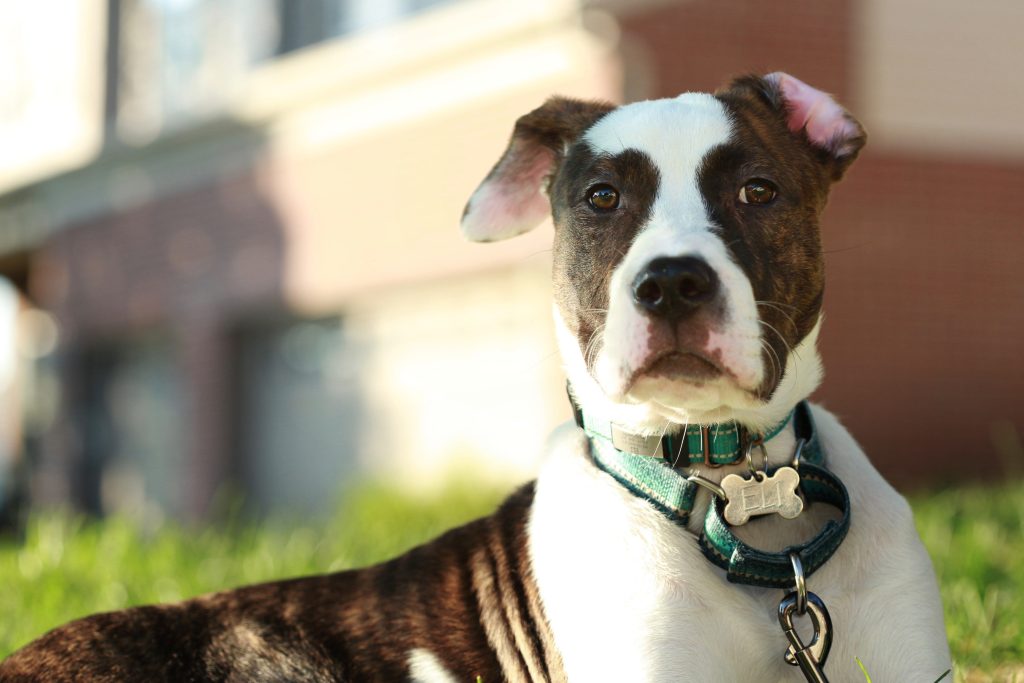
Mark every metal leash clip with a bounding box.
[778,553,833,683]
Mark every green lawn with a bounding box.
[1,479,1021,681]
[911,481,1024,682]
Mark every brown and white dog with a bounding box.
[0,73,951,682]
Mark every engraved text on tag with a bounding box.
[721,467,803,525]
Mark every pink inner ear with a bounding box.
[462,142,553,242]
[766,72,860,156]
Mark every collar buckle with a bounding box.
[700,424,746,468]
[699,425,720,468]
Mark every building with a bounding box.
[0,0,1020,522]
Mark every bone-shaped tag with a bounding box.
[721,467,803,526]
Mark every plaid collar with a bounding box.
[568,384,793,469]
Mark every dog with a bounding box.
[0,72,951,682]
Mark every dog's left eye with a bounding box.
[738,179,777,205]
[588,184,620,211]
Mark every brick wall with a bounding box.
[619,0,854,100]
[822,154,1024,484]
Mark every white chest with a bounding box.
[527,416,951,682]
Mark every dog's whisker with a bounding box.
[755,300,800,332]
[759,338,782,388]
[655,421,671,461]
[521,248,554,261]
[667,418,690,468]
[762,336,783,382]
[759,320,797,387]
[755,300,800,322]
[754,299,801,313]
[583,323,607,370]
[759,320,794,356]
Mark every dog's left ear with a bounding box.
[745,72,866,181]
[462,97,615,242]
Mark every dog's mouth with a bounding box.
[633,350,724,386]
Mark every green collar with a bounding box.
[570,393,792,469]
[571,390,850,588]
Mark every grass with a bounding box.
[857,656,951,682]
[1,478,1021,680]
[910,481,1024,682]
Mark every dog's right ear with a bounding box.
[461,97,615,242]
[762,73,866,181]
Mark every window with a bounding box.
[78,337,185,520]
[277,0,451,55]
[234,316,368,517]
[111,0,455,141]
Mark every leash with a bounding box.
[569,385,850,682]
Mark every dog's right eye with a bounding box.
[738,179,777,205]
[588,185,620,211]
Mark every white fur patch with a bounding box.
[584,93,731,230]
[407,648,459,683]
[582,94,775,420]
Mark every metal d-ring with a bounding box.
[792,438,807,471]
[746,436,768,480]
[790,552,808,615]
[686,471,727,500]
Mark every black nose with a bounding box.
[632,256,719,319]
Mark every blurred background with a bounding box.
[0,0,1022,528]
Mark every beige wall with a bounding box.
[857,0,1024,159]
[0,1,107,193]
[343,262,567,489]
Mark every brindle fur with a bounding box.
[0,486,564,682]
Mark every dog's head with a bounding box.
[462,73,864,431]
